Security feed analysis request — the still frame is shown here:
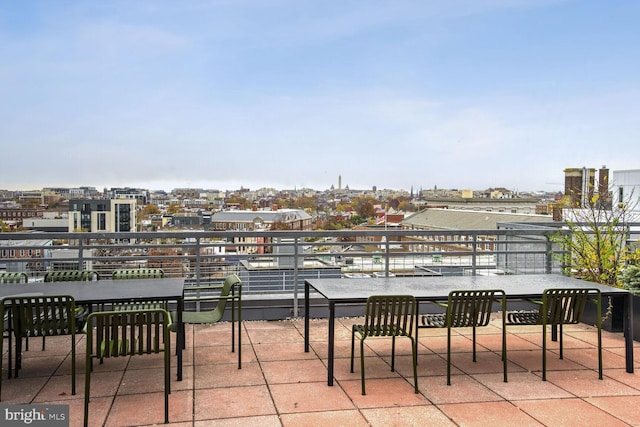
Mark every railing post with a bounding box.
[195,237,201,286]
[471,234,477,276]
[78,238,84,270]
[293,236,299,317]
[384,234,391,277]
[545,236,553,274]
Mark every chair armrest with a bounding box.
[183,294,239,302]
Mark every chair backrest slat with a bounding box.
[112,269,165,280]
[364,295,416,338]
[0,272,28,284]
[543,288,597,325]
[87,309,170,359]
[44,270,99,282]
[1,295,76,337]
[447,290,503,328]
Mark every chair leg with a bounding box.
[360,339,366,395]
[502,325,508,383]
[472,325,477,362]
[71,334,76,395]
[559,323,564,360]
[412,337,419,393]
[391,335,396,372]
[0,333,3,400]
[597,326,603,379]
[7,330,12,379]
[15,334,23,378]
[501,300,508,382]
[164,346,170,423]
[84,358,91,427]
[237,304,242,370]
[231,302,235,353]
[447,327,452,385]
[542,324,547,381]
[350,326,356,373]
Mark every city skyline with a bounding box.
[1,179,562,196]
[2,1,638,192]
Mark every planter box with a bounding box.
[582,293,640,340]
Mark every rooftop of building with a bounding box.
[2,316,639,426]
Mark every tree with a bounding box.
[226,196,249,210]
[142,204,160,216]
[270,221,291,230]
[167,203,183,215]
[552,192,640,287]
[351,196,377,219]
[358,202,375,219]
[293,196,317,211]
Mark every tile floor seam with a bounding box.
[27,348,68,404]
[3,317,637,426]
[513,396,634,427]
[91,353,131,427]
[189,323,196,427]
[243,320,286,427]
[296,319,398,425]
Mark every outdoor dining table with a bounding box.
[304,274,634,386]
[0,277,185,381]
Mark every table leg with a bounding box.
[304,281,310,352]
[328,301,335,386]
[177,297,183,381]
[625,292,634,373]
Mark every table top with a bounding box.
[0,278,185,303]
[305,274,629,302]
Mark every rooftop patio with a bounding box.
[2,315,640,427]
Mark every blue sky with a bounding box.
[1,0,638,193]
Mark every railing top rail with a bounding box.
[0,227,569,241]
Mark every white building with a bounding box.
[612,169,640,211]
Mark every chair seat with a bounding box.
[506,310,540,325]
[351,294,418,395]
[353,324,411,337]
[171,310,222,327]
[421,313,446,328]
[419,289,507,385]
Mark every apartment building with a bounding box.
[0,201,44,229]
[68,199,137,232]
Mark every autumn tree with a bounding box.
[226,196,249,210]
[552,192,640,286]
[167,203,183,215]
[351,196,377,219]
[142,204,160,216]
[293,196,316,211]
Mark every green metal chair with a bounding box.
[84,309,171,427]
[1,272,29,348]
[0,272,28,284]
[174,274,242,368]
[0,295,76,400]
[508,288,602,381]
[43,270,97,337]
[420,289,507,385]
[44,270,100,282]
[350,295,418,395]
[112,268,165,280]
[108,268,167,312]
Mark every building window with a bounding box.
[97,212,107,231]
